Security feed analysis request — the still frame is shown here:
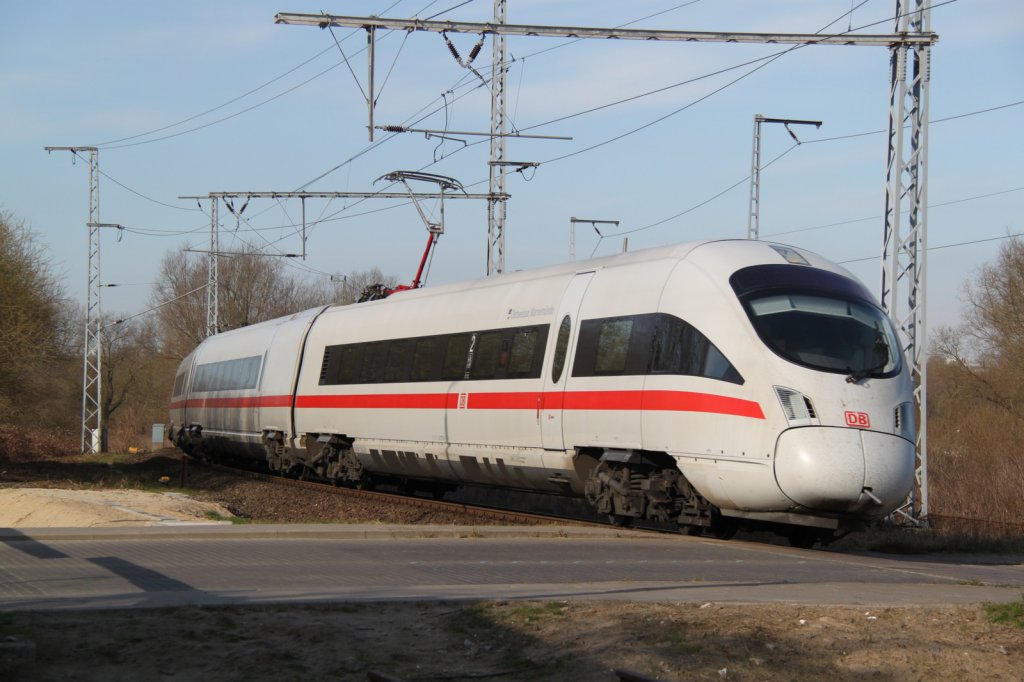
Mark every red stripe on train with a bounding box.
[172,395,293,409]
[175,389,763,419]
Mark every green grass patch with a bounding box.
[503,601,568,623]
[985,598,1024,628]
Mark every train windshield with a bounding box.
[745,293,901,378]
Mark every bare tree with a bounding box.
[929,235,1024,523]
[150,247,332,358]
[0,209,77,428]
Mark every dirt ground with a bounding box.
[2,600,1021,681]
[1,447,1023,681]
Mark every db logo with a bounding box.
[844,411,871,428]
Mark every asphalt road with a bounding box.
[1,525,1021,611]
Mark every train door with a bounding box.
[540,271,594,450]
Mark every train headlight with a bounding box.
[895,401,917,442]
[774,386,818,427]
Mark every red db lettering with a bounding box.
[844,411,870,428]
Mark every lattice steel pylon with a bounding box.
[487,0,508,275]
[45,146,103,453]
[207,197,220,337]
[881,0,931,521]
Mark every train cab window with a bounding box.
[731,263,900,379]
[551,316,572,383]
[471,331,503,379]
[746,294,900,377]
[443,334,473,380]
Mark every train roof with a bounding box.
[345,238,856,309]
[201,238,858,341]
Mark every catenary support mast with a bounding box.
[44,146,104,454]
[882,0,931,520]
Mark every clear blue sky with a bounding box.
[2,0,1021,334]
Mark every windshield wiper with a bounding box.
[847,333,891,383]
[846,364,886,383]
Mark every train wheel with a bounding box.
[607,514,634,528]
[709,514,738,540]
[683,525,704,536]
[788,528,819,549]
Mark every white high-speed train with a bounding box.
[168,239,915,545]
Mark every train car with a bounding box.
[169,239,915,545]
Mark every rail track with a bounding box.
[195,456,613,529]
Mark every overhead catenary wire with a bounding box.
[101,2,966,280]
[89,0,417,149]
[92,2,1003,266]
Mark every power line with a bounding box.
[91,0,417,149]
[839,232,1024,265]
[766,186,1024,239]
[594,100,1024,242]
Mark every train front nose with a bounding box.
[774,427,914,516]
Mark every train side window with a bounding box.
[384,339,414,383]
[337,345,363,384]
[551,316,572,383]
[508,328,539,377]
[442,334,473,380]
[359,342,388,383]
[595,319,633,373]
[650,314,744,384]
[471,331,503,379]
[411,337,439,381]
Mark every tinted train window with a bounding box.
[318,324,549,385]
[573,313,742,384]
[746,294,900,378]
[359,342,388,383]
[443,334,473,380]
[172,371,187,397]
[411,337,439,381]
[595,319,633,373]
[551,316,572,383]
[384,339,414,382]
[509,328,540,377]
[192,355,262,392]
[337,346,363,384]
[471,332,503,379]
[650,315,743,383]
